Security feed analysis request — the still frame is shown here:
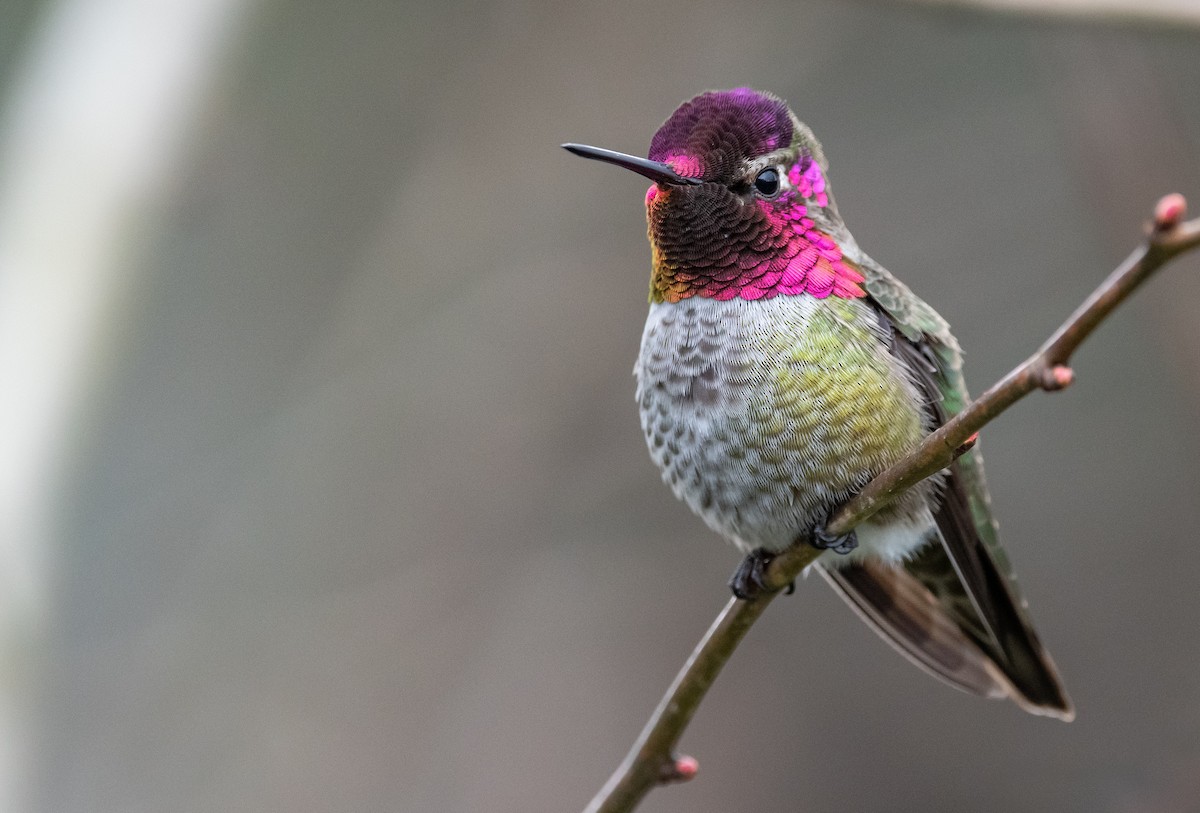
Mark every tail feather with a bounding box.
[927,465,1074,719]
[820,536,1074,720]
[819,561,1007,700]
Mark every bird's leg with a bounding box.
[729,548,793,599]
[811,505,858,555]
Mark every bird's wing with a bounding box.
[825,254,1074,719]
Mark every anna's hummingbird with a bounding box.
[564,88,1072,720]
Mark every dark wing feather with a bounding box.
[822,254,1073,719]
[885,327,1008,652]
[888,318,1072,718]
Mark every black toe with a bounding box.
[811,508,859,555]
[729,549,777,600]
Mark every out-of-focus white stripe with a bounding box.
[907,0,1200,24]
[0,0,252,806]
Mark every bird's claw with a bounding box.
[811,518,858,555]
[729,548,791,600]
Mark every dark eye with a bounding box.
[753,168,780,197]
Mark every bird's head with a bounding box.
[565,88,865,303]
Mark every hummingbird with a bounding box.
[563,88,1072,720]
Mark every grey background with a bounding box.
[8,1,1200,811]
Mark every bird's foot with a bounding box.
[811,511,858,556]
[728,548,793,600]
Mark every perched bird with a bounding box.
[563,88,1072,720]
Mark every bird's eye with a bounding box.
[753,168,781,198]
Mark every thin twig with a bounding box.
[584,195,1200,813]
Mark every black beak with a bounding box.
[561,143,702,186]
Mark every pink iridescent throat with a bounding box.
[648,160,866,303]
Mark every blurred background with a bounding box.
[1,1,1199,811]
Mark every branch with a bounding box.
[583,194,1200,813]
